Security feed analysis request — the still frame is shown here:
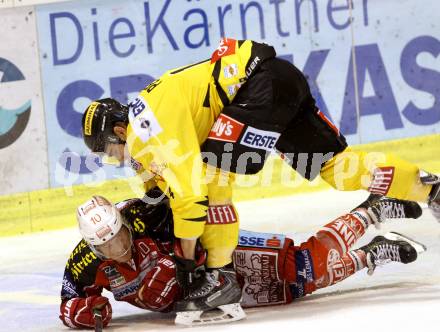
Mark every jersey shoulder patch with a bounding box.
[128,94,163,143]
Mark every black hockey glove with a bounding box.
[172,240,207,296]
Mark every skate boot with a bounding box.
[355,194,422,227]
[174,267,245,326]
[420,170,440,222]
[360,232,426,275]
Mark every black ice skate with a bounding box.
[174,267,245,326]
[356,194,422,227]
[360,232,427,275]
[420,170,440,223]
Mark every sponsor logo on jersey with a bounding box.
[245,56,261,78]
[234,249,287,306]
[129,101,163,143]
[103,266,120,279]
[240,126,280,152]
[113,279,140,299]
[223,64,239,79]
[227,83,242,96]
[129,95,148,118]
[208,114,244,143]
[110,275,126,288]
[368,166,395,195]
[238,230,285,249]
[112,269,149,300]
[211,38,236,63]
[67,246,98,281]
[62,277,79,297]
[322,215,360,253]
[295,249,315,283]
[207,205,238,224]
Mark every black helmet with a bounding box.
[82,98,129,152]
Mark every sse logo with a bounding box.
[238,230,285,249]
[0,58,31,149]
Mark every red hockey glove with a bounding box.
[59,295,112,329]
[137,254,181,311]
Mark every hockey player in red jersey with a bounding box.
[59,190,425,328]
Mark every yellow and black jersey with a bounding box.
[126,38,276,239]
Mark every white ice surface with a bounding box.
[1,190,439,332]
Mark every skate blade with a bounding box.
[385,232,427,254]
[175,303,246,326]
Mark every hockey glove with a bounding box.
[172,240,207,296]
[137,254,181,311]
[59,295,112,329]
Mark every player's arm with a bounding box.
[59,242,112,329]
[136,239,181,311]
[132,159,159,196]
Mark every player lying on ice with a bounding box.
[59,190,426,328]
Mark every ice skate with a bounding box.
[174,267,246,326]
[360,232,427,275]
[356,194,422,226]
[420,171,440,222]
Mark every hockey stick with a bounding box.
[93,308,103,332]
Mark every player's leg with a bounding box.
[287,196,422,297]
[276,98,435,204]
[319,231,426,289]
[174,170,245,326]
[320,148,433,202]
[269,61,436,208]
[315,195,423,289]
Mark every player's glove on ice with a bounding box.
[59,295,112,329]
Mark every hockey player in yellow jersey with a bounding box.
[81,38,440,322]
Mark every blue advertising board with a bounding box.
[35,0,440,187]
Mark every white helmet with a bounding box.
[77,195,124,246]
